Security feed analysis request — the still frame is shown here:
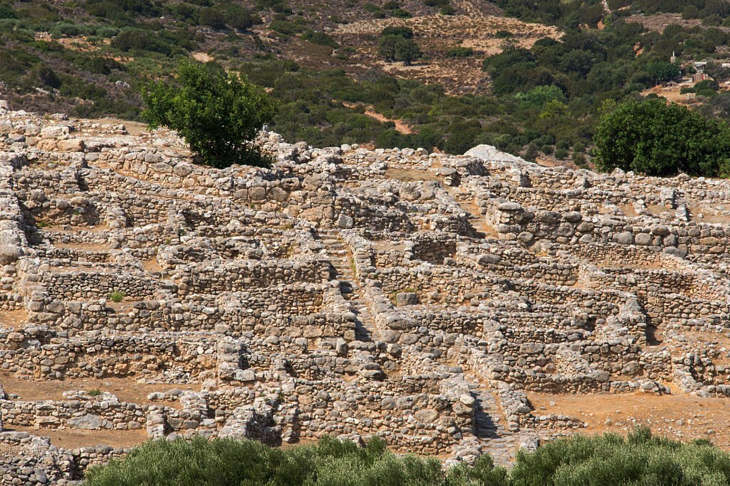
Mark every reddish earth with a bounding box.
[529,391,730,449]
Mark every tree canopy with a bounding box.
[595,98,730,177]
[142,61,276,169]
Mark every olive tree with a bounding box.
[142,61,276,168]
[595,98,730,177]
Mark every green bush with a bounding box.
[379,35,422,65]
[32,65,61,88]
[596,98,730,177]
[82,429,730,486]
[554,148,569,159]
[83,436,450,486]
[510,427,730,486]
[381,26,414,39]
[83,435,511,486]
[301,30,339,49]
[142,61,276,168]
[446,47,474,58]
[109,291,125,303]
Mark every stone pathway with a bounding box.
[320,230,379,342]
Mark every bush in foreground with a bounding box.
[84,429,730,486]
[511,427,730,486]
[83,435,506,486]
[142,61,275,169]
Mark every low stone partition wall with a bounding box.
[284,377,474,456]
[1,397,146,430]
[487,198,730,257]
[174,258,330,295]
[37,286,350,335]
[0,430,128,483]
[376,266,502,304]
[644,293,729,328]
[589,268,724,302]
[409,232,458,264]
[40,270,165,301]
[565,242,683,270]
[511,280,626,317]
[461,251,579,287]
[0,331,219,380]
[405,308,488,336]
[33,247,112,263]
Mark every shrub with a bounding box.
[378,35,422,65]
[82,429,730,486]
[87,389,102,397]
[514,85,566,109]
[109,291,125,303]
[695,79,720,92]
[270,20,305,35]
[446,47,474,58]
[301,30,339,49]
[83,436,451,486]
[199,7,226,29]
[0,4,17,19]
[510,427,730,485]
[226,5,254,31]
[32,65,61,89]
[596,98,730,177]
[381,26,414,39]
[554,148,569,159]
[573,152,587,166]
[142,61,276,168]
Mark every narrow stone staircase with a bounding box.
[320,230,379,342]
[473,387,502,440]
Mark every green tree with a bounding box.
[141,61,276,168]
[378,35,422,65]
[199,7,226,29]
[646,61,681,84]
[515,85,567,109]
[595,98,730,177]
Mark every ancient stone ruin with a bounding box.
[1,105,730,483]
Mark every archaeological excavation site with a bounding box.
[1,105,730,483]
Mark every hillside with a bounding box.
[4,0,730,165]
[3,104,730,481]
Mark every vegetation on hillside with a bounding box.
[83,429,730,486]
[5,0,730,165]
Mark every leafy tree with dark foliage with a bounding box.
[142,61,276,168]
[596,99,730,177]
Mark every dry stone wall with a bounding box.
[0,107,730,482]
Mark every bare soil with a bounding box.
[0,374,197,405]
[0,309,28,329]
[529,391,730,449]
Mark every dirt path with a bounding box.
[364,109,413,134]
[342,102,414,134]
